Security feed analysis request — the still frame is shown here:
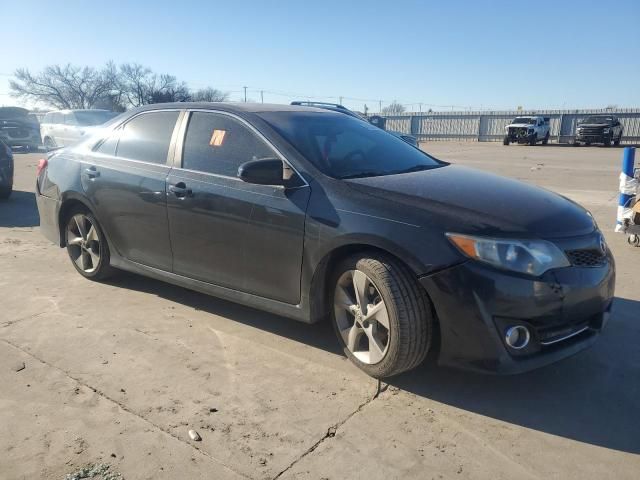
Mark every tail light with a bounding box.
[36,158,48,177]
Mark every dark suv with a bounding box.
[35,103,615,377]
[574,115,623,146]
[0,107,41,151]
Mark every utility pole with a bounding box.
[339,96,343,105]
[243,86,247,102]
[419,103,422,114]
[260,90,264,103]
[379,100,382,113]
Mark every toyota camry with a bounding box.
[35,103,615,377]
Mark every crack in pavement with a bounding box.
[0,338,253,480]
[272,379,388,480]
[1,310,49,328]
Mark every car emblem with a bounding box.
[599,234,607,255]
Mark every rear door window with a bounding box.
[181,112,275,177]
[116,111,179,164]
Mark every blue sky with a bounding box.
[1,0,639,112]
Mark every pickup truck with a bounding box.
[574,115,623,147]
[503,116,550,146]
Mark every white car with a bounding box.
[41,109,119,150]
[503,116,550,146]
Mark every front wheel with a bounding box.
[542,133,550,145]
[65,208,115,280]
[529,134,537,146]
[331,254,433,378]
[603,137,611,147]
[503,136,510,145]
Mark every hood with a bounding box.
[578,123,610,128]
[344,165,595,238]
[508,123,534,128]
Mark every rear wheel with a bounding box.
[65,208,115,280]
[330,253,433,378]
[614,136,621,146]
[542,132,550,145]
[529,134,537,146]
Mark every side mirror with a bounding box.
[238,158,285,186]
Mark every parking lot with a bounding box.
[1,142,638,479]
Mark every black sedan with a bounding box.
[35,103,615,377]
[0,139,14,199]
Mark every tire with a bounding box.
[614,136,621,146]
[603,137,611,147]
[44,137,56,151]
[64,207,115,281]
[330,253,433,378]
[573,140,580,146]
[0,185,12,199]
[503,137,510,146]
[529,134,537,146]
[585,142,591,146]
[542,132,550,145]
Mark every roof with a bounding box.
[135,102,333,114]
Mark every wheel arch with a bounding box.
[308,239,437,324]
[57,193,97,247]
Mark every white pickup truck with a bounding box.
[503,116,550,146]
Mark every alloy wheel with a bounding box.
[66,214,101,273]
[334,270,390,364]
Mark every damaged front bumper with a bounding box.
[419,234,615,374]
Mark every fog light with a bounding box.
[505,326,530,349]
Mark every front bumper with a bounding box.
[420,236,615,374]
[576,134,609,143]
[506,132,535,143]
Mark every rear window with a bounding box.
[116,111,179,164]
[74,111,119,126]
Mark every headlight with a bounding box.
[576,126,582,131]
[446,233,570,276]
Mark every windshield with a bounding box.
[258,111,443,179]
[581,116,613,124]
[74,110,119,126]
[513,117,535,124]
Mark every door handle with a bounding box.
[169,182,193,198]
[84,166,100,178]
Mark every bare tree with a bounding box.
[10,64,118,109]
[191,87,228,102]
[10,62,226,110]
[118,64,193,106]
[381,101,406,115]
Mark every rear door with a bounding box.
[166,110,310,304]
[82,110,181,271]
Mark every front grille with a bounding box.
[565,248,605,267]
[578,127,605,135]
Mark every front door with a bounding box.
[82,110,180,271]
[166,111,310,304]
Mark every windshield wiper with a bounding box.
[340,171,385,179]
[390,165,434,175]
